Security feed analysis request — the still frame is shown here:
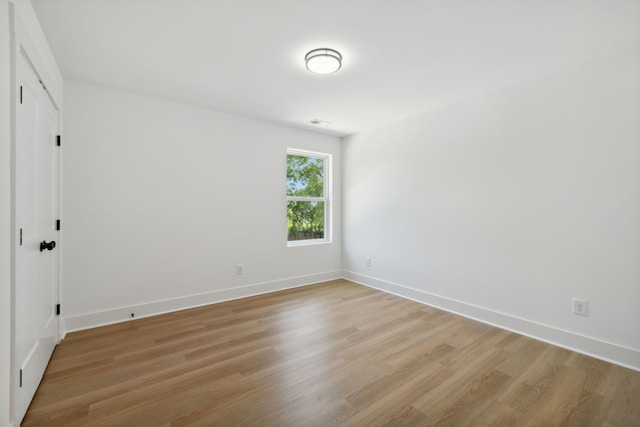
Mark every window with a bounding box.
[287,149,331,245]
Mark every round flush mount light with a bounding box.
[305,48,342,74]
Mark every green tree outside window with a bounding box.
[287,151,330,242]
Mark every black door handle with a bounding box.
[40,240,56,252]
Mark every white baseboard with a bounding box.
[343,270,640,372]
[63,270,342,333]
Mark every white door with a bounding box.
[14,51,60,424]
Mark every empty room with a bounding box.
[1,0,640,425]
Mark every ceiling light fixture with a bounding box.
[305,48,342,74]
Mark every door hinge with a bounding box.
[56,219,61,231]
[56,135,61,147]
[20,228,23,246]
[56,304,61,316]
[20,85,22,104]
[19,369,23,387]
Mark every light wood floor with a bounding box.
[23,280,640,426]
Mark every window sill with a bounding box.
[287,239,332,247]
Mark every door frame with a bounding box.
[10,5,63,424]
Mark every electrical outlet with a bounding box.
[365,257,371,267]
[572,298,588,316]
[236,264,243,275]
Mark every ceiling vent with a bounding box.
[308,119,331,126]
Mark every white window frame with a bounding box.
[286,148,332,246]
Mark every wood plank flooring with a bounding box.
[23,280,640,426]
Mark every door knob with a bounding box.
[40,240,56,252]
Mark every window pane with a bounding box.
[287,155,324,197]
[287,201,324,241]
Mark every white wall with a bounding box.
[62,80,342,331]
[343,48,640,370]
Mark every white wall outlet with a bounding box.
[365,257,372,267]
[236,264,243,275]
[572,298,588,316]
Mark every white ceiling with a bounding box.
[31,0,640,136]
